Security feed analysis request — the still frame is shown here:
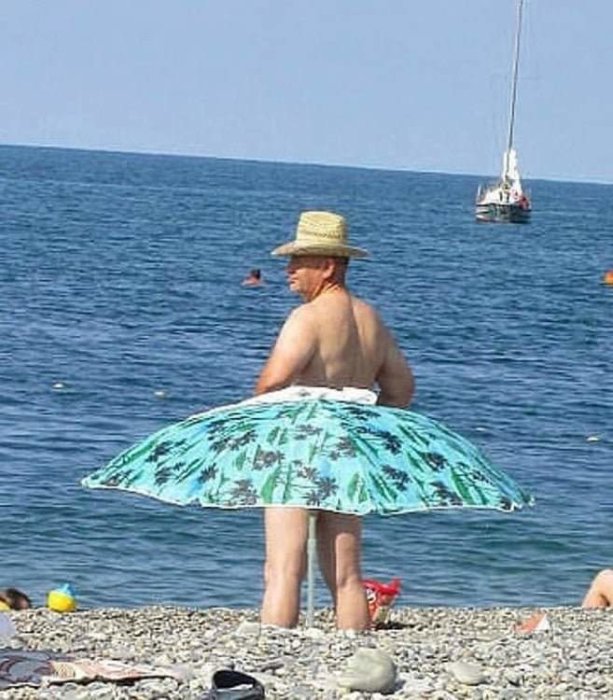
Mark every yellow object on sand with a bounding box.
[47,586,77,613]
[0,601,10,611]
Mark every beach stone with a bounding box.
[503,669,523,686]
[430,691,457,700]
[167,663,194,681]
[152,653,173,666]
[260,623,294,635]
[85,687,117,700]
[498,691,522,700]
[303,626,326,639]
[258,658,285,672]
[107,645,134,661]
[235,620,261,637]
[448,660,485,685]
[188,680,209,698]
[57,689,93,700]
[3,606,613,699]
[135,678,170,696]
[342,629,359,639]
[399,673,434,694]
[337,647,396,693]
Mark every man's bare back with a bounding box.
[255,256,413,407]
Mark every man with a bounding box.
[255,210,414,629]
[582,569,613,608]
[241,268,263,286]
[0,587,31,610]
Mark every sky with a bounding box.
[1,0,612,183]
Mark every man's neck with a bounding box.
[303,281,345,302]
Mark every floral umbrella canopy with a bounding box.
[83,387,533,622]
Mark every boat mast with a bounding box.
[506,0,524,155]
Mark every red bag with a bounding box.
[362,578,401,625]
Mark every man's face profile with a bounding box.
[286,255,332,298]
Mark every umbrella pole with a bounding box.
[306,511,316,627]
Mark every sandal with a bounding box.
[205,669,265,699]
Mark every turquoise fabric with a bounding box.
[82,398,533,514]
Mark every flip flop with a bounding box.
[205,669,265,699]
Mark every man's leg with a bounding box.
[261,507,309,627]
[582,569,613,608]
[317,512,370,630]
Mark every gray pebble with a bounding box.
[0,605,611,699]
[234,621,261,637]
[337,647,396,693]
[448,660,485,685]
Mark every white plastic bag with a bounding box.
[0,612,16,640]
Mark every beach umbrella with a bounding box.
[82,387,533,624]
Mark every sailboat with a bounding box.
[476,0,531,224]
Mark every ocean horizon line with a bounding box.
[1,140,611,188]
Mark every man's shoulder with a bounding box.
[276,303,318,347]
[352,293,375,309]
[351,295,383,320]
[284,303,317,327]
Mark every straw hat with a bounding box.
[271,211,369,258]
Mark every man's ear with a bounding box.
[321,257,336,280]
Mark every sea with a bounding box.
[1,143,611,611]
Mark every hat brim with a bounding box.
[271,242,369,258]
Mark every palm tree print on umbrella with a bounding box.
[83,392,533,515]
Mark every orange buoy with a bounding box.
[604,270,613,285]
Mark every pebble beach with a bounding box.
[2,605,612,698]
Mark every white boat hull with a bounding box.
[475,200,531,224]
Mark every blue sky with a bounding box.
[1,1,612,182]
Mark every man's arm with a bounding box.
[376,333,415,408]
[255,307,316,395]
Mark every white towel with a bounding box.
[192,385,377,420]
[242,385,377,406]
